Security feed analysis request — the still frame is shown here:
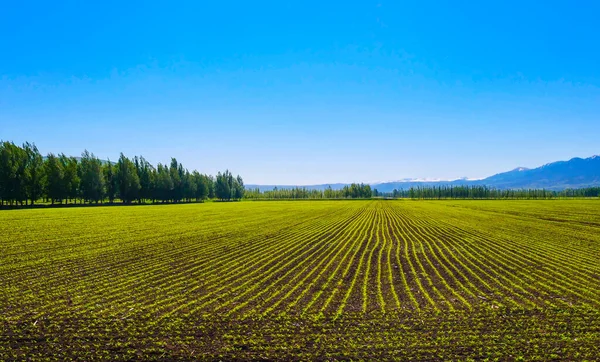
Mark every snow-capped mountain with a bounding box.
[246,155,600,192]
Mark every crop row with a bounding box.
[2,200,600,321]
[2,200,600,359]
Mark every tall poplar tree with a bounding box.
[116,153,140,203]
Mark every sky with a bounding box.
[1,1,599,185]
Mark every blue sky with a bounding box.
[1,1,599,184]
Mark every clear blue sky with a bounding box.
[1,1,599,184]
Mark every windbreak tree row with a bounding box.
[245,183,373,199]
[246,184,600,200]
[378,185,600,199]
[0,141,244,206]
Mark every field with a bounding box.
[1,200,600,360]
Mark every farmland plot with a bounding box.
[1,200,599,360]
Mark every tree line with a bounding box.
[244,183,373,199]
[376,185,600,199]
[246,184,600,200]
[0,141,244,206]
[2,140,598,205]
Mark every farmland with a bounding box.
[1,200,600,360]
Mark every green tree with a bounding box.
[0,142,10,205]
[0,142,28,205]
[169,158,183,202]
[135,156,154,203]
[79,150,105,203]
[234,175,245,200]
[116,153,140,203]
[1,139,256,206]
[207,175,215,199]
[103,161,117,203]
[24,142,44,205]
[215,171,231,201]
[191,171,209,201]
[44,153,65,204]
[156,163,173,202]
[60,155,79,204]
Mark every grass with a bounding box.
[1,200,599,360]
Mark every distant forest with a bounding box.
[246,184,600,200]
[245,183,373,199]
[378,185,600,199]
[0,141,244,206]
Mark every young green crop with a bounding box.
[1,200,600,360]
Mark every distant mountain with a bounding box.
[247,155,600,192]
[479,155,600,190]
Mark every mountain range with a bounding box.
[247,155,600,192]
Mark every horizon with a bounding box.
[2,1,599,184]
[13,144,600,187]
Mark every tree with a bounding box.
[44,153,64,204]
[213,170,244,201]
[103,161,117,203]
[169,158,183,202]
[24,143,44,205]
[79,150,105,203]
[215,171,231,201]
[234,175,245,200]
[116,153,140,203]
[207,175,215,199]
[191,171,209,201]
[181,170,194,202]
[0,142,27,205]
[324,185,334,199]
[156,163,173,202]
[0,142,9,205]
[60,155,79,204]
[135,156,154,203]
